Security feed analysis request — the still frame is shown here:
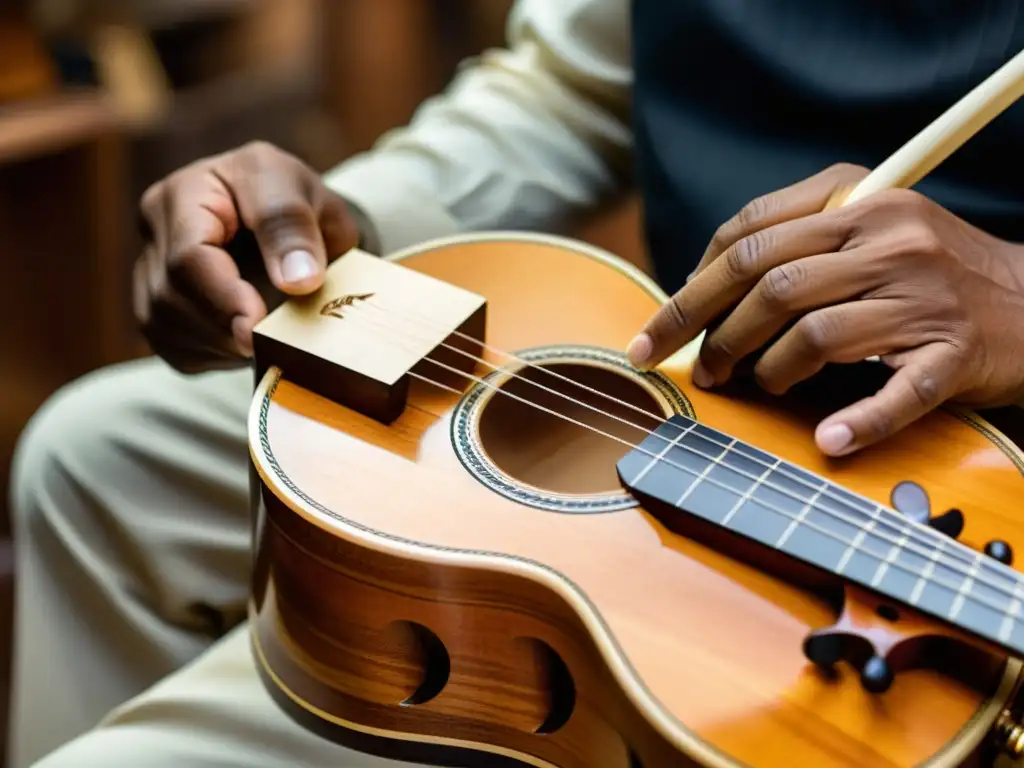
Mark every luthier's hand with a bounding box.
[627,163,1024,457]
[134,141,359,373]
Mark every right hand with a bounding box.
[134,141,360,373]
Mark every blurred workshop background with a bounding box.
[0,0,645,760]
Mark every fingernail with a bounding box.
[692,361,713,388]
[281,250,317,284]
[817,423,854,455]
[626,333,653,368]
[685,270,696,284]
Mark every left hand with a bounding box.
[626,162,1024,457]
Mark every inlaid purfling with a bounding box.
[250,232,1024,768]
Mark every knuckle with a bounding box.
[798,311,843,355]
[665,296,691,331]
[701,334,733,364]
[759,262,803,308]
[725,231,769,279]
[854,190,891,218]
[906,368,943,409]
[706,224,733,259]
[256,201,314,236]
[853,188,913,220]
[753,365,786,396]
[239,140,304,176]
[934,293,964,321]
[165,245,204,286]
[736,194,774,231]
[888,221,944,261]
[241,139,279,158]
[907,222,944,255]
[864,407,896,440]
[878,187,931,216]
[827,162,870,182]
[894,187,929,209]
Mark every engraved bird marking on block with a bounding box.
[319,293,375,320]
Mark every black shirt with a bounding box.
[631,0,1024,293]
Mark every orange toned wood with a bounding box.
[801,584,1002,685]
[248,233,1024,768]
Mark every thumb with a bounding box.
[252,203,328,296]
[220,144,330,295]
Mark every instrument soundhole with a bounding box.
[451,345,690,513]
[477,362,666,497]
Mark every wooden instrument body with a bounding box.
[248,233,1024,768]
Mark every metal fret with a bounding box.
[836,504,883,575]
[999,577,1023,644]
[629,420,696,486]
[908,534,947,607]
[774,477,827,550]
[617,414,1024,657]
[718,456,774,527]
[870,524,913,590]
[949,552,984,623]
[674,434,734,506]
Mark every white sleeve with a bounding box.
[322,0,632,255]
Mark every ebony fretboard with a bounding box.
[616,415,1024,657]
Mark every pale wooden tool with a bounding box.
[252,249,487,423]
[829,47,1024,209]
[820,48,1024,367]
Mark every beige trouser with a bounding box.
[7,356,421,767]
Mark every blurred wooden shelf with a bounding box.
[0,85,132,546]
[0,91,119,165]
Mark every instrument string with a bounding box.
[362,300,668,422]
[352,300,989,572]
[345,302,1013,592]
[321,302,1023,613]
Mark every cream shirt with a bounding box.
[322,0,633,256]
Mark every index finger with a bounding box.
[164,169,239,256]
[627,210,850,370]
[692,162,868,279]
[168,242,267,329]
